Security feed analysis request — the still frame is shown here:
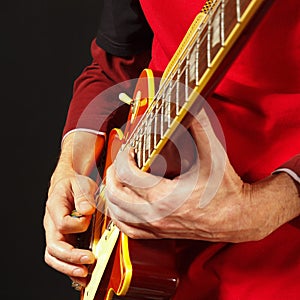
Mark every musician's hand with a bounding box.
[105,109,300,243]
[43,132,103,287]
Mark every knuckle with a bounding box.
[44,250,52,265]
[126,230,140,239]
[115,164,128,183]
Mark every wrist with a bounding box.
[251,172,300,230]
[60,131,106,176]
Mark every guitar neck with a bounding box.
[124,0,274,171]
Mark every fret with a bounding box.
[166,82,172,128]
[208,3,224,66]
[129,137,135,148]
[154,98,161,148]
[145,113,153,159]
[140,125,146,168]
[239,0,252,21]
[150,110,156,154]
[179,63,188,108]
[161,88,170,133]
[224,0,238,40]
[167,80,179,119]
[196,25,208,84]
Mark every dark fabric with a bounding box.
[96,0,153,57]
[62,39,151,136]
[277,154,300,177]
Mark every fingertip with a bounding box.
[77,201,95,215]
[80,254,95,264]
[129,147,135,159]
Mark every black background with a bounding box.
[2,1,101,299]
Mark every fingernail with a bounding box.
[80,255,94,264]
[78,201,91,212]
[73,268,85,277]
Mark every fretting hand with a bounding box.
[105,109,300,242]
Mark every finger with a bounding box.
[112,218,159,239]
[44,246,92,278]
[106,171,189,225]
[105,165,154,223]
[114,147,163,190]
[45,196,92,234]
[71,174,98,215]
[106,196,145,224]
[44,213,95,266]
[44,227,95,278]
[105,163,145,206]
[190,107,226,156]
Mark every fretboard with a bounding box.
[124,0,273,170]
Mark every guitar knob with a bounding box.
[119,92,133,105]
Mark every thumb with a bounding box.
[71,174,98,215]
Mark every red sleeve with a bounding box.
[62,39,151,137]
[273,154,300,184]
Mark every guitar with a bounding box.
[80,0,274,299]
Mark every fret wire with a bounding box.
[176,67,180,116]
[195,28,201,85]
[138,129,143,168]
[147,113,153,158]
[148,112,154,157]
[207,14,212,67]
[221,0,225,46]
[236,0,241,22]
[154,100,159,147]
[185,51,190,101]
[162,86,169,134]
[167,82,172,128]
[142,122,147,166]
[160,98,164,136]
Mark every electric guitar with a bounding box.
[80,0,274,299]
